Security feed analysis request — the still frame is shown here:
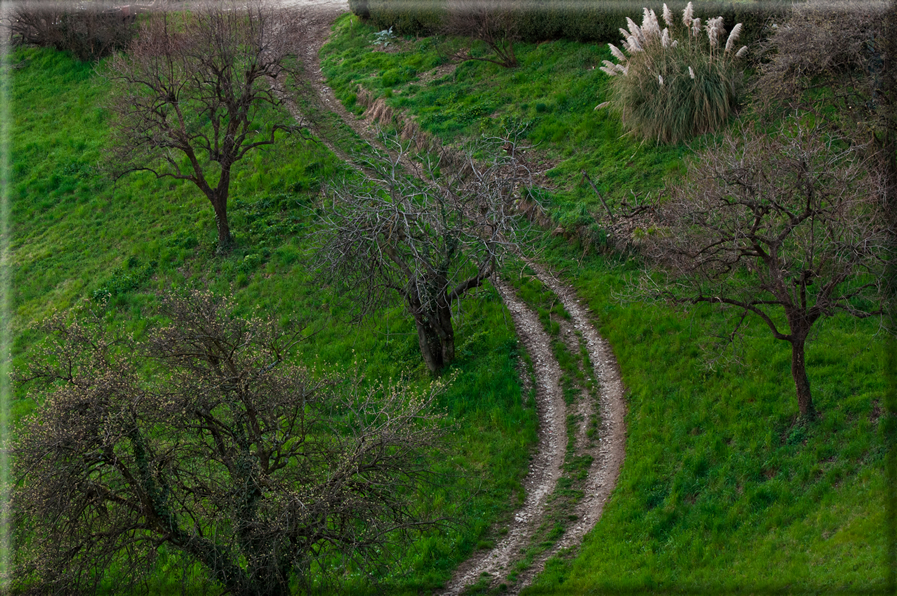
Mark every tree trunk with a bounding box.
[209,170,233,252]
[414,316,445,375]
[411,301,455,375]
[436,300,455,364]
[790,338,815,419]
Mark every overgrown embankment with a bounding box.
[9,45,538,594]
[320,13,888,592]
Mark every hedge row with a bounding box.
[351,0,792,46]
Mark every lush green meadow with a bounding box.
[7,7,890,592]
[320,14,889,593]
[10,46,538,593]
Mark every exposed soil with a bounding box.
[439,277,568,595]
[520,262,627,584]
[293,6,628,594]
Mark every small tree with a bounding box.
[12,291,445,595]
[442,0,519,68]
[643,121,890,418]
[317,136,531,375]
[105,1,310,252]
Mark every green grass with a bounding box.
[520,243,887,594]
[9,46,538,594]
[320,14,692,235]
[320,17,889,594]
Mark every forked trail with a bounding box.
[294,4,627,592]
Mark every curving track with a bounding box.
[290,4,627,592]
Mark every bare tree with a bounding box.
[12,290,445,595]
[442,0,519,68]
[642,121,890,419]
[317,136,532,375]
[105,1,310,252]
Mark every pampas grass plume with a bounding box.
[609,43,627,62]
[683,2,694,28]
[725,23,742,52]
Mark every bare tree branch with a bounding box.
[12,290,447,595]
[642,119,891,418]
[104,1,312,252]
[316,134,533,374]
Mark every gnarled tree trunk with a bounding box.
[207,171,233,251]
[411,301,455,375]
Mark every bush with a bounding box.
[597,3,748,143]
[358,0,789,45]
[6,1,138,61]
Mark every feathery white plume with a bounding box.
[706,16,724,47]
[661,28,670,48]
[658,75,664,86]
[663,3,674,27]
[691,17,701,37]
[725,23,742,52]
[642,8,660,38]
[626,17,643,42]
[595,101,610,110]
[671,39,678,48]
[688,66,695,79]
[609,43,627,62]
[682,2,694,28]
[735,45,748,58]
[599,65,617,76]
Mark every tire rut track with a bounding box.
[291,7,627,593]
[439,277,567,595]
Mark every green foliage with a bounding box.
[92,255,156,303]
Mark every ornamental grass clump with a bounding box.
[597,3,748,144]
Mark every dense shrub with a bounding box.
[349,0,371,19]
[6,1,138,61]
[359,0,789,45]
[597,3,747,143]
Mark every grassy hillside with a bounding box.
[320,14,889,592]
[9,46,538,594]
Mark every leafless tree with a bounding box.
[642,120,891,419]
[755,1,897,250]
[105,1,311,252]
[317,135,533,375]
[12,290,445,595]
[755,0,890,129]
[5,1,138,61]
[442,0,519,68]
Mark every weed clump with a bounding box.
[597,3,747,144]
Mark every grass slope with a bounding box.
[320,15,889,593]
[10,46,537,594]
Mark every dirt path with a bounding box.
[518,262,627,587]
[440,277,568,595]
[293,7,627,594]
